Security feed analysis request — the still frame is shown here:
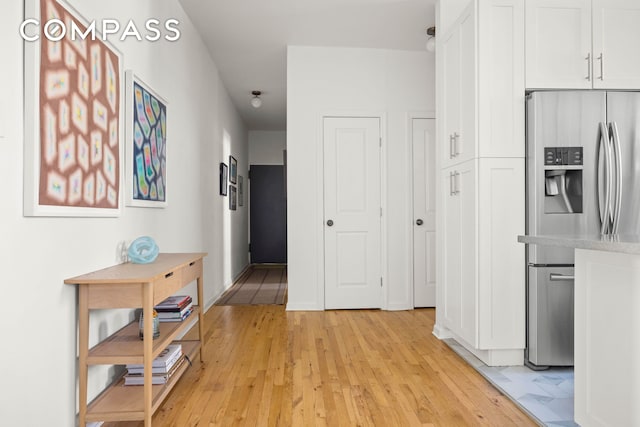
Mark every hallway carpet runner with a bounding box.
[216,265,287,305]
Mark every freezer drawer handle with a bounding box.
[549,273,574,282]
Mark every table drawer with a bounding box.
[182,258,202,285]
[153,268,183,304]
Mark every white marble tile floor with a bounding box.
[444,339,578,427]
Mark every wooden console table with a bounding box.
[64,253,207,427]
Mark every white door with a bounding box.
[324,117,382,309]
[413,118,436,307]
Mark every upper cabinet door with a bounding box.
[525,0,592,89]
[457,6,477,166]
[441,2,476,169]
[478,0,525,158]
[442,26,461,168]
[592,0,640,89]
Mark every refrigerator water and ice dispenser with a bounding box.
[543,146,583,214]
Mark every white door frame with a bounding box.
[317,112,387,310]
[408,111,436,308]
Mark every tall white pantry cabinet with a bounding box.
[436,0,526,366]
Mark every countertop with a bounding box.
[517,234,640,255]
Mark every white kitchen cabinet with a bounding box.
[477,0,525,158]
[442,3,476,168]
[526,0,640,89]
[441,160,477,346]
[592,0,640,89]
[477,158,525,350]
[525,0,591,89]
[441,0,524,169]
[441,159,525,356]
[436,0,525,366]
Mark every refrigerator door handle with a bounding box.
[597,122,612,234]
[610,122,623,234]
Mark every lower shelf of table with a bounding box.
[86,340,200,423]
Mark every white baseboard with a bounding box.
[432,323,453,339]
[445,332,524,367]
[386,303,412,311]
[285,302,323,311]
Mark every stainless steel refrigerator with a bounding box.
[525,91,640,368]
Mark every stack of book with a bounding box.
[124,344,184,385]
[154,295,193,322]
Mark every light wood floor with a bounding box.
[108,306,535,426]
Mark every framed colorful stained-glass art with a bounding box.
[124,70,168,208]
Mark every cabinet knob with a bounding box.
[326,219,334,227]
[416,219,424,226]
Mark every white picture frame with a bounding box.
[23,0,124,217]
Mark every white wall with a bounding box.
[0,1,247,425]
[249,130,286,165]
[286,46,434,310]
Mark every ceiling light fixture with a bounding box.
[426,26,436,53]
[251,90,262,108]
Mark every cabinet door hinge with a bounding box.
[379,137,382,147]
[380,277,383,287]
[380,207,383,217]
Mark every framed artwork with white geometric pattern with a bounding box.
[23,0,123,216]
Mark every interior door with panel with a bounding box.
[413,118,436,307]
[323,117,382,309]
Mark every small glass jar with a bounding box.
[139,309,160,339]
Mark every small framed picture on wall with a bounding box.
[238,176,244,207]
[219,163,228,196]
[229,185,237,210]
[229,155,237,184]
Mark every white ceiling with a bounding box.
[179,0,436,131]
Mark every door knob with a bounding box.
[416,219,424,226]
[326,220,334,227]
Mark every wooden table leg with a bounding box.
[197,275,205,362]
[78,286,89,427]
[143,282,153,427]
